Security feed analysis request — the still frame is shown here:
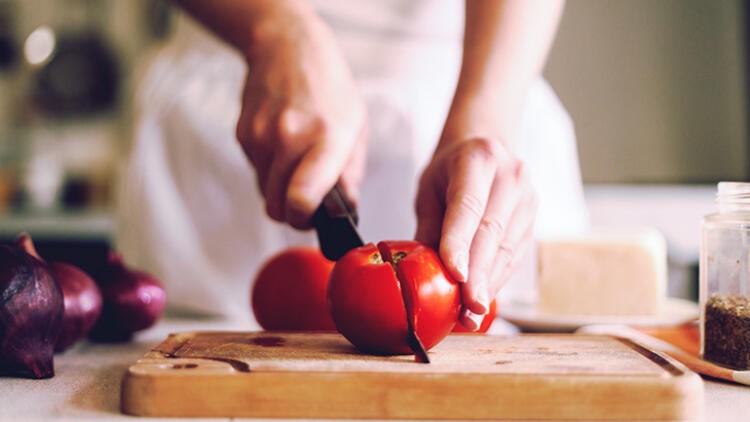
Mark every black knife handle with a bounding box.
[313,185,365,261]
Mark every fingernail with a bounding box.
[463,309,484,332]
[452,251,468,282]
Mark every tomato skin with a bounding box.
[251,247,336,331]
[327,241,461,355]
[327,243,410,354]
[452,299,498,333]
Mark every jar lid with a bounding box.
[717,182,750,210]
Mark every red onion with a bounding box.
[88,252,166,342]
[16,234,103,352]
[0,241,63,378]
[52,262,103,351]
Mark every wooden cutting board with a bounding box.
[121,332,703,420]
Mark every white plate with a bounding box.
[498,298,699,332]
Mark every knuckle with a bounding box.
[499,244,515,259]
[455,192,485,221]
[465,137,499,162]
[477,215,505,240]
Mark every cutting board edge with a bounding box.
[120,331,706,420]
[120,362,704,420]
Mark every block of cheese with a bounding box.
[537,228,667,316]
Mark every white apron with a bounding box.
[115,1,588,325]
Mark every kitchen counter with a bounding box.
[0,316,746,421]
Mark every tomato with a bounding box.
[452,299,498,333]
[327,240,461,355]
[251,247,336,330]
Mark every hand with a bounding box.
[415,137,537,331]
[235,4,367,228]
[412,0,561,331]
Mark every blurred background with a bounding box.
[0,0,169,278]
[0,0,744,298]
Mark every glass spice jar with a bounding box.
[700,182,750,369]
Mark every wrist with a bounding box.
[243,0,320,59]
[173,0,318,58]
[439,90,525,151]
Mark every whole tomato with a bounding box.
[327,241,461,355]
[251,247,336,330]
[452,299,497,333]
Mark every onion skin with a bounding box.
[49,261,103,352]
[88,253,166,342]
[0,244,63,379]
[16,234,104,352]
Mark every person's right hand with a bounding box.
[235,3,367,229]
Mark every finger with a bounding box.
[235,102,256,162]
[414,169,444,251]
[235,83,268,157]
[234,79,255,147]
[339,118,369,205]
[264,151,303,222]
[264,109,317,221]
[285,127,350,229]
[462,172,523,315]
[458,308,486,332]
[236,101,273,196]
[439,139,498,283]
[488,187,538,299]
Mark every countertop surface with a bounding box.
[0,316,746,421]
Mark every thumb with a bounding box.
[283,118,349,229]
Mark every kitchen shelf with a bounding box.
[0,207,114,241]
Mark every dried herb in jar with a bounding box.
[704,294,750,370]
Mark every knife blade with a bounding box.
[312,184,365,261]
[406,318,431,363]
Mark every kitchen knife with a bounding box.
[312,184,430,363]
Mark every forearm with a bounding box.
[442,0,565,146]
[172,0,316,56]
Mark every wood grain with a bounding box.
[121,332,703,420]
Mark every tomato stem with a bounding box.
[391,252,407,265]
[368,252,384,265]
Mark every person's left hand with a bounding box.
[414,134,537,331]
